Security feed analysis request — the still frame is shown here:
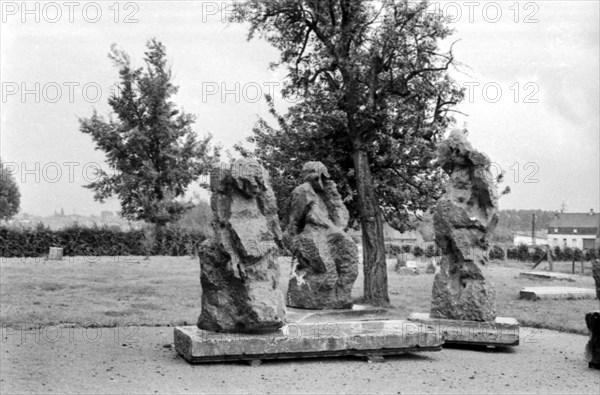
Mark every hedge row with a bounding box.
[0,224,207,257]
[385,242,599,263]
[506,244,600,262]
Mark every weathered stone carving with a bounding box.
[285,162,359,309]
[585,260,600,369]
[430,130,499,322]
[197,159,286,332]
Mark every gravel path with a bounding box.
[1,325,599,394]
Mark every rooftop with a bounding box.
[548,212,600,228]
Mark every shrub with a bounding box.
[425,243,439,258]
[385,243,402,256]
[585,248,598,261]
[562,246,574,261]
[413,245,424,257]
[553,246,563,261]
[517,244,530,261]
[531,246,545,262]
[573,247,584,262]
[506,247,517,260]
[402,244,412,253]
[0,224,206,258]
[488,245,505,261]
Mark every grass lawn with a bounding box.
[0,255,597,334]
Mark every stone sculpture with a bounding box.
[585,260,600,369]
[197,159,286,332]
[285,162,359,309]
[430,129,499,322]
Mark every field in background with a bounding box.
[0,256,597,334]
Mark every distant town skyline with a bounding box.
[1,1,598,216]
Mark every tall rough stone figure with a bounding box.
[430,130,498,322]
[585,260,600,369]
[286,162,359,309]
[197,159,287,332]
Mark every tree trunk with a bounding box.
[352,145,389,306]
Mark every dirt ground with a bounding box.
[2,325,599,394]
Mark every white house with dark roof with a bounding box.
[513,231,548,246]
[547,210,600,250]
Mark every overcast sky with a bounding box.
[1,1,598,217]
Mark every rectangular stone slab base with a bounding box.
[174,320,443,364]
[408,313,519,347]
[519,271,576,282]
[520,287,597,300]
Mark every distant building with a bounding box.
[513,232,548,245]
[513,231,548,246]
[547,210,600,250]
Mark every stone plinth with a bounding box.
[175,319,442,364]
[519,271,576,282]
[409,312,519,347]
[520,287,597,300]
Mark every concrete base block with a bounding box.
[408,313,519,346]
[48,247,63,261]
[520,287,597,300]
[519,271,576,282]
[174,319,443,364]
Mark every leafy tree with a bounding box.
[235,0,463,304]
[0,161,21,221]
[79,39,218,229]
[176,195,213,238]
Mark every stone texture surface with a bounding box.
[592,260,600,299]
[175,319,442,363]
[519,287,598,300]
[430,130,498,322]
[285,162,359,309]
[587,261,600,369]
[197,159,286,333]
[586,311,600,369]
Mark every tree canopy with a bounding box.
[79,39,219,227]
[0,160,21,221]
[235,0,464,304]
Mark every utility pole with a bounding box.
[531,213,536,245]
